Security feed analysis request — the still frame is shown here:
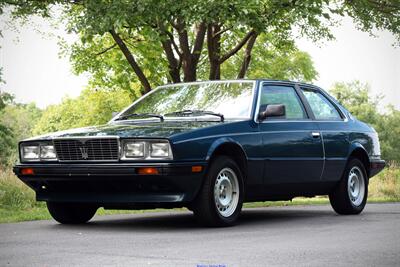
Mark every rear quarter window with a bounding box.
[301,89,342,120]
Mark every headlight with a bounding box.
[21,145,40,161]
[124,142,145,158]
[122,140,172,160]
[150,143,170,158]
[40,145,57,160]
[20,142,58,162]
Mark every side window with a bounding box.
[301,89,342,120]
[260,85,307,119]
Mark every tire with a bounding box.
[47,202,97,224]
[329,158,368,215]
[192,156,244,227]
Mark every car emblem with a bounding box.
[79,147,89,159]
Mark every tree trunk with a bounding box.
[160,38,181,83]
[157,23,181,83]
[175,18,194,82]
[182,58,195,82]
[207,24,221,80]
[188,22,206,81]
[109,29,152,94]
[237,33,258,78]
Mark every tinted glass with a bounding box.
[260,85,306,119]
[120,82,254,119]
[302,89,342,120]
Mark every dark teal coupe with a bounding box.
[13,80,385,226]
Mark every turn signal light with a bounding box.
[137,167,159,175]
[21,168,35,175]
[192,166,203,173]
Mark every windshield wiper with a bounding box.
[164,110,224,122]
[116,113,164,121]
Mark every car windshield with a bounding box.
[116,81,255,121]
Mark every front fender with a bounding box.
[206,137,248,161]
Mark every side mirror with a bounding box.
[258,104,286,121]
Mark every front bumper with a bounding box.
[13,162,207,207]
[370,159,386,177]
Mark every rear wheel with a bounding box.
[192,156,244,227]
[47,202,97,224]
[329,158,368,215]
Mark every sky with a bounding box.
[296,17,400,110]
[0,14,399,110]
[0,14,87,108]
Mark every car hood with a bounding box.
[26,121,221,141]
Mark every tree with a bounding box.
[65,32,318,92]
[4,0,400,92]
[0,91,15,166]
[63,32,168,95]
[1,103,42,141]
[60,0,316,89]
[33,88,132,135]
[330,81,381,124]
[221,34,318,81]
[0,89,42,165]
[330,81,400,163]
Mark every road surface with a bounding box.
[0,203,399,266]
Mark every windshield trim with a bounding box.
[109,80,257,124]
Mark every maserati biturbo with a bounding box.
[13,80,385,226]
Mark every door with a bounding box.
[300,87,350,182]
[258,83,324,188]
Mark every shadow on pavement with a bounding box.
[49,206,339,232]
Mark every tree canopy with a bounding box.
[0,91,42,165]
[3,0,400,93]
[32,88,132,135]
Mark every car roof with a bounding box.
[255,79,323,90]
[158,79,322,91]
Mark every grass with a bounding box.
[369,163,400,199]
[0,164,399,223]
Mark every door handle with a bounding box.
[311,132,320,138]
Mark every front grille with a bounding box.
[53,138,119,161]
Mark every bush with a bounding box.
[0,167,38,210]
[369,163,400,200]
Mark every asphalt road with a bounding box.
[0,203,399,267]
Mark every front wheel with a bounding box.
[192,156,244,227]
[329,158,368,215]
[47,202,97,224]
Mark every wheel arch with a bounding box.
[206,138,248,181]
[348,143,370,177]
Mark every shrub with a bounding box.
[369,163,400,200]
[0,167,37,210]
